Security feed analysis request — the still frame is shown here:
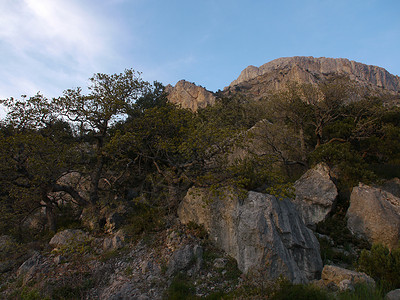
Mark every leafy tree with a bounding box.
[0,69,151,232]
[53,69,150,205]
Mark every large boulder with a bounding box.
[49,229,89,248]
[292,163,338,227]
[321,265,375,289]
[178,187,323,283]
[346,183,400,249]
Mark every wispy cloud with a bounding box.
[0,0,117,99]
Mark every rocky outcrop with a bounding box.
[166,244,203,277]
[346,183,400,249]
[178,187,323,283]
[165,80,216,111]
[293,163,338,227]
[225,56,400,99]
[382,177,400,198]
[321,265,375,290]
[386,289,400,300]
[49,229,89,248]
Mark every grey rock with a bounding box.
[213,258,228,269]
[386,289,400,300]
[49,229,89,248]
[17,251,43,285]
[178,188,323,283]
[293,163,338,227]
[382,178,400,198]
[346,183,400,249]
[167,244,203,277]
[338,279,354,292]
[53,255,66,265]
[103,232,125,252]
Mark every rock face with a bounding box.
[321,265,375,289]
[225,56,400,99]
[178,187,323,283]
[293,163,338,227]
[346,183,400,249]
[386,289,400,300]
[49,229,89,248]
[382,177,400,198]
[165,80,216,111]
[166,244,203,277]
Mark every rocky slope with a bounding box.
[224,56,400,99]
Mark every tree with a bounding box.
[0,69,151,232]
[52,69,150,205]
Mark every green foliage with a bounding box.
[164,273,196,300]
[121,202,165,240]
[310,142,376,188]
[49,273,94,300]
[186,222,208,240]
[10,287,48,300]
[337,283,384,300]
[271,281,332,300]
[51,237,94,259]
[358,244,400,290]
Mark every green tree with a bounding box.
[53,69,150,205]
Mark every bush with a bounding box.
[358,244,400,290]
[165,273,196,300]
[337,283,383,300]
[271,281,332,300]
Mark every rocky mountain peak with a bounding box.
[165,80,216,111]
[225,56,400,99]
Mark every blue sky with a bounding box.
[1,0,399,116]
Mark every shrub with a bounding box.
[271,281,332,300]
[358,243,400,290]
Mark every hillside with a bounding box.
[1,61,400,299]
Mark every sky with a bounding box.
[1,0,400,117]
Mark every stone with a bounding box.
[165,80,216,111]
[178,187,323,283]
[17,251,43,285]
[167,244,203,277]
[103,231,126,252]
[338,279,354,292]
[346,183,400,249]
[49,229,89,248]
[321,265,375,288]
[382,178,400,198]
[293,163,338,227]
[53,255,66,265]
[225,57,400,99]
[213,258,228,269]
[386,289,400,300]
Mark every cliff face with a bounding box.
[165,80,216,111]
[165,57,400,110]
[224,56,400,99]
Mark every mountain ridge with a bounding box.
[227,56,400,92]
[167,56,400,110]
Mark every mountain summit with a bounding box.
[167,57,400,110]
[224,56,400,99]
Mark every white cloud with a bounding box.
[0,0,118,100]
